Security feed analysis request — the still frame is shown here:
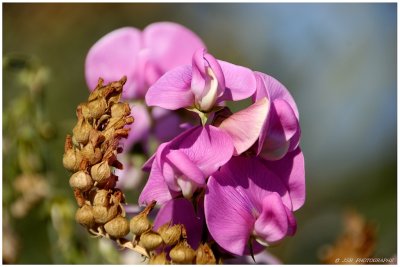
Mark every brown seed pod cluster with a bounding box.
[63,77,216,263]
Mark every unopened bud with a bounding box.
[195,243,216,264]
[130,213,151,236]
[63,149,82,172]
[104,215,129,238]
[149,252,169,265]
[69,171,93,191]
[75,204,95,228]
[93,204,118,224]
[90,161,111,183]
[92,189,110,207]
[169,241,196,264]
[158,223,181,246]
[139,230,163,251]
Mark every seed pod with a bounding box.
[93,204,118,224]
[149,252,169,265]
[158,223,181,246]
[72,117,92,145]
[130,213,151,236]
[104,215,129,238]
[169,241,196,264]
[90,161,111,183]
[195,243,216,264]
[75,204,95,228]
[111,103,130,118]
[83,98,107,119]
[81,143,102,165]
[63,149,82,172]
[69,171,93,191]
[139,230,163,251]
[92,189,110,207]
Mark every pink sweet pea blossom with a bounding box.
[204,152,304,256]
[85,22,205,99]
[139,125,234,205]
[146,49,257,114]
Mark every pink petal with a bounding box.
[152,107,183,143]
[205,175,254,256]
[165,150,205,186]
[138,159,175,206]
[258,99,300,160]
[253,193,291,244]
[85,27,142,99]
[145,65,194,110]
[170,125,234,177]
[263,148,305,211]
[218,60,257,102]
[142,22,205,74]
[219,97,270,155]
[253,72,299,119]
[153,198,203,249]
[205,156,292,255]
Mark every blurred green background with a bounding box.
[3,3,396,264]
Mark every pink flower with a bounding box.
[139,125,234,205]
[145,49,257,113]
[85,22,205,99]
[204,151,304,256]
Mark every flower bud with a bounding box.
[130,213,151,236]
[149,252,169,265]
[158,223,182,246]
[195,243,216,264]
[93,204,118,224]
[90,161,111,183]
[92,189,110,207]
[63,149,82,172]
[75,204,95,228]
[169,241,196,264]
[104,215,129,238]
[111,103,130,118]
[69,171,93,192]
[139,230,163,251]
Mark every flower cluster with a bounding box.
[79,21,305,263]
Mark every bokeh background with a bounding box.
[3,3,397,264]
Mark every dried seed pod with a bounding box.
[81,142,102,165]
[158,223,182,246]
[69,171,93,192]
[130,213,151,236]
[111,103,130,118]
[93,204,118,224]
[169,241,196,264]
[72,117,93,145]
[195,243,216,264]
[104,215,129,238]
[84,97,107,119]
[92,189,110,207]
[149,252,169,265]
[63,149,83,172]
[139,230,163,251]
[75,204,95,228]
[90,161,111,183]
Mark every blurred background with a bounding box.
[3,3,396,264]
